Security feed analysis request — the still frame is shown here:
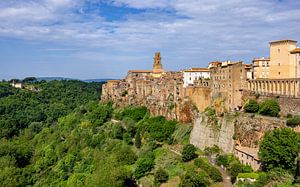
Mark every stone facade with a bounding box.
[209,61,252,112]
[252,57,270,79]
[234,146,262,171]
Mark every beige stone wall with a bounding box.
[269,40,297,78]
[184,87,211,112]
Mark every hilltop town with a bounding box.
[101,39,300,172]
[102,39,300,120]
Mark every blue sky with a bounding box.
[0,0,300,80]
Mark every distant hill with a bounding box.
[36,77,114,83]
[37,77,77,82]
[83,79,114,83]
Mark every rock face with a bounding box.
[190,113,286,153]
[190,113,235,153]
[234,114,286,148]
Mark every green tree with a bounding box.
[154,168,169,183]
[134,132,142,148]
[244,99,259,113]
[134,155,155,179]
[180,170,208,187]
[182,144,197,162]
[258,99,280,117]
[259,128,300,171]
[115,147,137,165]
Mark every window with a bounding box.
[278,63,280,66]
[278,49,280,53]
[278,72,281,75]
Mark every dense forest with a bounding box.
[0,80,299,186]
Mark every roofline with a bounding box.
[269,39,297,44]
[290,48,300,54]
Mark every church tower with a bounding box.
[152,52,164,78]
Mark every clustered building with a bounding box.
[101,39,300,170]
[102,39,300,117]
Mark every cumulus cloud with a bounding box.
[0,0,300,79]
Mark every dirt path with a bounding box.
[217,167,232,187]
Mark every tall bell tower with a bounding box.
[152,52,164,78]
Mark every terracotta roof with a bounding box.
[209,61,222,65]
[270,39,297,44]
[290,48,300,54]
[235,146,260,160]
[128,70,153,73]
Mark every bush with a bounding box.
[286,115,300,127]
[204,107,216,116]
[237,173,259,179]
[194,158,222,182]
[154,168,169,183]
[115,147,137,165]
[134,132,141,148]
[258,99,280,117]
[244,100,259,113]
[182,144,197,162]
[180,170,209,187]
[134,154,155,179]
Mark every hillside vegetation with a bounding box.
[0,80,222,186]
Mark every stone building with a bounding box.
[234,146,262,171]
[209,61,252,111]
[248,39,300,98]
[269,40,300,79]
[183,68,210,87]
[252,57,270,79]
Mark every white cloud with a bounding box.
[0,0,300,78]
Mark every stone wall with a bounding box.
[184,87,211,112]
[190,113,235,153]
[242,90,300,116]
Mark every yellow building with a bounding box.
[252,57,270,79]
[269,39,299,78]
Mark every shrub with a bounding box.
[154,168,169,183]
[286,115,300,127]
[182,144,197,162]
[244,100,259,113]
[204,107,216,116]
[194,158,222,182]
[115,147,137,165]
[180,170,209,187]
[229,161,244,182]
[258,99,280,117]
[134,155,155,179]
[134,132,141,148]
[216,154,232,167]
[237,173,259,179]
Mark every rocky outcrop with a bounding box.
[190,113,235,153]
[190,113,287,153]
[234,114,286,148]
